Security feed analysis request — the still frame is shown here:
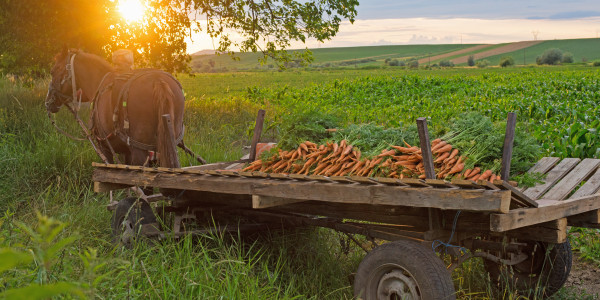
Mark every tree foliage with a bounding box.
[499,56,514,67]
[537,48,563,65]
[0,0,358,76]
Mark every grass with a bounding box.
[2,65,600,298]
[480,38,600,66]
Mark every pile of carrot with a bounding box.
[242,139,501,182]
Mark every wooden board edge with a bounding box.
[252,195,306,209]
[94,181,132,193]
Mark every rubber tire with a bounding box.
[111,197,158,248]
[354,240,456,300]
[484,240,572,298]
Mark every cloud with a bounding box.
[548,11,600,19]
[408,35,455,44]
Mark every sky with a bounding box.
[186,0,600,53]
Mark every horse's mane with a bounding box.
[75,49,115,73]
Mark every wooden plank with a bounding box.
[248,109,266,161]
[568,210,600,227]
[570,168,600,199]
[424,179,458,189]
[527,157,561,175]
[93,168,511,212]
[503,218,567,243]
[252,195,305,209]
[500,112,517,181]
[490,193,600,231]
[451,179,484,189]
[371,177,408,186]
[416,118,436,179]
[161,114,181,168]
[399,178,431,187]
[94,181,131,192]
[493,180,538,208]
[544,158,600,200]
[523,158,581,200]
[182,162,238,172]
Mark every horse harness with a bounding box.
[91,69,184,153]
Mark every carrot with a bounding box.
[305,141,317,148]
[378,149,396,157]
[469,174,481,181]
[299,157,317,173]
[394,155,412,161]
[463,169,473,178]
[349,160,366,174]
[431,138,442,146]
[431,141,447,152]
[419,174,426,179]
[434,152,450,163]
[391,145,419,153]
[470,167,481,176]
[299,142,308,152]
[447,148,459,161]
[394,160,416,167]
[433,144,453,154]
[447,163,465,175]
[479,170,493,181]
[489,174,497,182]
[404,141,412,148]
[342,144,353,156]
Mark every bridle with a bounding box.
[45,50,83,112]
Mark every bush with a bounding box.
[562,52,574,63]
[407,59,419,69]
[439,60,454,67]
[387,59,400,66]
[537,48,563,65]
[467,55,475,66]
[476,60,489,68]
[499,56,515,67]
[593,61,600,67]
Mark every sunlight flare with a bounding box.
[118,0,146,23]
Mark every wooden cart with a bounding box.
[92,113,600,299]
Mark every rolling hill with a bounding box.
[190,38,600,72]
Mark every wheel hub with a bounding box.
[376,269,420,300]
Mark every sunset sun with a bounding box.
[118,0,146,23]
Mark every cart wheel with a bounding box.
[484,239,572,297]
[354,240,456,300]
[111,197,159,247]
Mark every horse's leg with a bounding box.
[128,147,156,195]
[97,142,114,164]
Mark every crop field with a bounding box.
[191,38,600,72]
[2,65,600,298]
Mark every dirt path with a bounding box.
[417,44,492,64]
[450,40,543,65]
[564,252,600,296]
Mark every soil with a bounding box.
[417,44,492,65]
[450,40,543,65]
[564,252,600,297]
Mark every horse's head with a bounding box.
[45,47,76,113]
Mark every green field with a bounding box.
[474,38,600,66]
[2,65,600,298]
[191,38,600,71]
[191,44,480,71]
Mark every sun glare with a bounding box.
[118,0,146,23]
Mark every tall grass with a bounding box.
[1,69,598,299]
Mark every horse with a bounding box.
[45,48,185,168]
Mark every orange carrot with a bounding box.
[431,141,447,152]
[447,148,459,160]
[448,163,465,175]
[342,144,353,156]
[479,170,493,181]
[489,174,497,182]
[433,144,453,154]
[470,167,481,176]
[469,174,481,181]
[463,169,473,178]
[431,138,442,146]
[434,152,450,163]
[378,149,396,157]
[299,142,308,152]
[391,145,419,153]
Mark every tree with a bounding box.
[0,0,358,76]
[537,48,563,65]
[439,60,454,67]
[562,52,574,63]
[476,60,489,68]
[467,55,475,67]
[499,56,515,67]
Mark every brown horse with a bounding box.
[45,48,185,168]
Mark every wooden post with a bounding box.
[500,112,517,182]
[417,117,442,231]
[161,114,181,168]
[249,109,266,161]
[417,118,436,179]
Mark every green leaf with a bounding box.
[0,282,85,300]
[0,248,32,273]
